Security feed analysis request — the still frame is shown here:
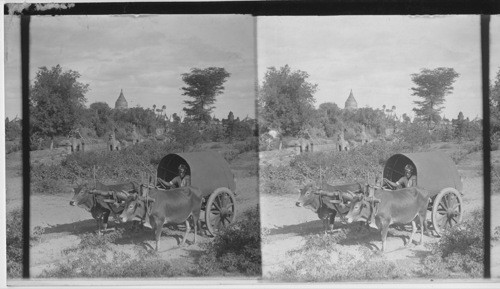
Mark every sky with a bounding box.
[3,14,256,120]
[4,15,500,122]
[258,15,487,121]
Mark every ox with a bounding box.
[70,181,138,235]
[345,186,430,252]
[119,185,202,251]
[295,182,366,233]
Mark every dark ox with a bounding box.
[295,182,366,233]
[70,181,138,235]
[119,185,202,251]
[346,186,430,252]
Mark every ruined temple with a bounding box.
[344,89,358,111]
[115,89,128,110]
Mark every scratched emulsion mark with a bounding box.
[6,3,75,15]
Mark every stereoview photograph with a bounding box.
[258,15,486,281]
[4,14,260,280]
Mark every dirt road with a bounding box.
[260,148,485,279]
[5,149,258,277]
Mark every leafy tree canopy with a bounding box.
[30,65,89,138]
[181,67,230,123]
[259,65,317,136]
[411,67,459,127]
[490,67,500,138]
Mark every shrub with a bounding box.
[6,209,23,278]
[6,209,46,278]
[399,122,432,150]
[233,137,258,154]
[221,149,240,162]
[6,140,21,154]
[290,141,412,183]
[260,164,306,195]
[193,206,261,276]
[420,209,484,278]
[492,164,500,195]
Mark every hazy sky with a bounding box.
[4,15,500,122]
[3,14,256,120]
[258,15,486,120]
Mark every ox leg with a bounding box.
[97,219,103,236]
[418,212,426,245]
[154,217,164,251]
[406,220,416,247]
[102,211,110,234]
[329,211,337,232]
[380,220,390,252]
[192,215,200,244]
[322,217,329,235]
[181,219,190,246]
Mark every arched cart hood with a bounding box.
[383,151,462,195]
[157,151,236,197]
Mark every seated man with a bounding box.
[157,164,191,189]
[383,164,416,189]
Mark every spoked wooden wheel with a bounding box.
[432,188,463,236]
[205,187,236,236]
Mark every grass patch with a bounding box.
[40,228,184,278]
[269,232,411,281]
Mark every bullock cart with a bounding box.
[382,151,463,236]
[155,151,236,236]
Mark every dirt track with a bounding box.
[5,149,259,277]
[260,147,487,279]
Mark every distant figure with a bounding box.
[108,132,120,151]
[158,164,191,189]
[383,164,417,189]
[337,131,349,151]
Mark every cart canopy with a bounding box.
[383,151,462,196]
[157,151,236,197]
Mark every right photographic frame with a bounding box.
[258,15,492,281]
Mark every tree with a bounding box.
[258,65,317,136]
[30,65,89,147]
[89,102,113,137]
[490,67,500,141]
[411,67,460,128]
[181,67,230,123]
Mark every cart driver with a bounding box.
[157,164,191,189]
[383,164,416,189]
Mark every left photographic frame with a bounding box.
[4,11,260,283]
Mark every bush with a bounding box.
[6,209,45,278]
[260,164,306,195]
[6,140,21,154]
[419,209,484,278]
[400,122,432,150]
[6,209,23,278]
[493,164,500,195]
[193,206,261,276]
[233,137,258,154]
[290,141,412,183]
